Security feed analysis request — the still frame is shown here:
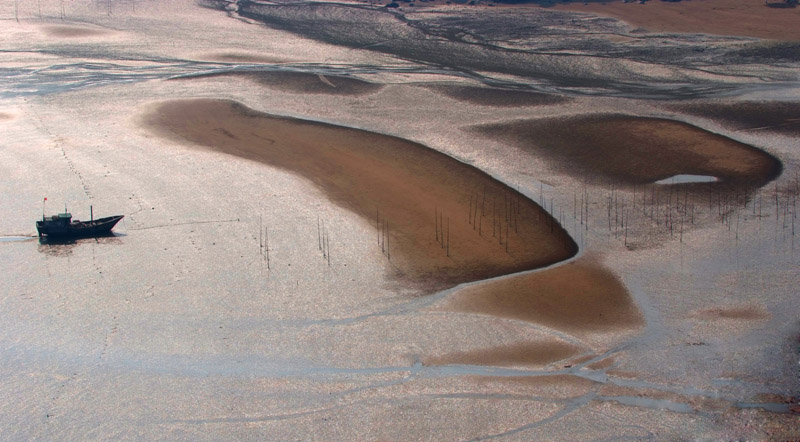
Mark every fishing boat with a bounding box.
[36,204,123,238]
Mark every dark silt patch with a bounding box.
[425,85,569,107]
[202,52,290,64]
[41,25,110,38]
[439,259,643,336]
[691,305,771,321]
[175,70,383,96]
[670,101,800,137]
[424,340,579,368]
[473,114,782,188]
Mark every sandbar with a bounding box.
[143,99,576,291]
[474,114,782,188]
[438,258,643,336]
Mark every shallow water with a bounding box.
[655,174,719,185]
[0,236,35,242]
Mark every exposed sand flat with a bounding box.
[143,99,576,291]
[438,259,643,336]
[40,25,111,38]
[475,114,782,187]
[0,112,12,120]
[177,71,383,96]
[424,340,580,367]
[467,374,597,397]
[597,384,733,412]
[673,101,800,137]
[425,85,568,107]
[554,0,800,41]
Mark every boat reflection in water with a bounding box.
[37,232,124,257]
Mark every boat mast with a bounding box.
[42,197,47,221]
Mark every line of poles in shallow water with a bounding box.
[254,174,799,273]
[567,175,798,249]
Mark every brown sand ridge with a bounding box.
[672,101,800,137]
[425,340,580,367]
[0,112,13,121]
[475,114,782,187]
[554,0,800,41]
[438,259,643,335]
[426,85,568,107]
[143,99,576,291]
[176,71,382,96]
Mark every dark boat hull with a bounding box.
[36,215,124,238]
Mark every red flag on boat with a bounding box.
[44,197,47,201]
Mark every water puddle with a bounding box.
[655,174,718,185]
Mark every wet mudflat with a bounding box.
[1,0,799,439]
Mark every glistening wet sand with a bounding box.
[474,114,782,188]
[438,258,643,336]
[143,99,576,291]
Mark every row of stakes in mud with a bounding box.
[589,178,798,247]
[256,177,799,271]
